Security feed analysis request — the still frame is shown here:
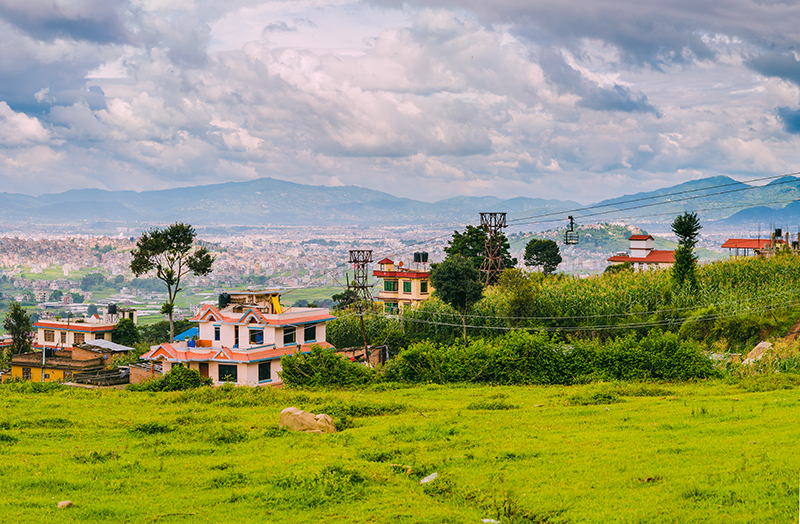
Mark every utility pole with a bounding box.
[479,212,507,286]
[348,250,373,359]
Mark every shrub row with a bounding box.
[279,329,718,387]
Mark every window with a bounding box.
[74,333,85,345]
[283,326,296,345]
[64,371,72,381]
[384,280,398,292]
[385,302,399,314]
[218,364,238,382]
[22,368,31,380]
[44,330,54,342]
[421,281,428,294]
[44,373,50,379]
[234,327,239,348]
[304,324,316,342]
[95,333,104,340]
[403,281,412,293]
[258,362,271,382]
[60,331,67,343]
[249,329,264,345]
[214,326,221,341]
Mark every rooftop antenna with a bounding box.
[348,249,373,357]
[564,216,579,245]
[479,212,507,285]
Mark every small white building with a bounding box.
[140,290,335,387]
[607,234,675,270]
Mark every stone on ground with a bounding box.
[279,407,337,433]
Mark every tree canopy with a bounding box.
[524,238,562,275]
[671,212,702,289]
[444,225,516,284]
[3,301,32,357]
[113,318,141,347]
[429,254,483,344]
[130,223,215,342]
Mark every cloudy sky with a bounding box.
[1,0,800,203]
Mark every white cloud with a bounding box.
[0,102,51,145]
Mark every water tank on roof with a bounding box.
[219,293,231,309]
[421,252,428,263]
[775,228,782,238]
[107,303,117,315]
[413,252,421,263]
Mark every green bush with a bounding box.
[279,345,376,388]
[382,329,717,385]
[128,365,212,392]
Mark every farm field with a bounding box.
[0,379,798,523]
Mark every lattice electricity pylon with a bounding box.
[564,215,579,245]
[348,249,374,303]
[479,212,507,285]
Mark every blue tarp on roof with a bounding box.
[174,327,199,341]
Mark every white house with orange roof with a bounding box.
[372,256,432,313]
[607,234,675,270]
[139,290,335,386]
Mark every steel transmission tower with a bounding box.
[479,212,507,285]
[348,250,374,303]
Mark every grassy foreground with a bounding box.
[0,379,799,523]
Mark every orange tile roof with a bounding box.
[141,342,333,363]
[373,270,430,278]
[376,257,394,264]
[607,250,675,264]
[721,238,785,249]
[628,234,653,241]
[190,304,333,326]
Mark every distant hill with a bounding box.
[0,178,580,228]
[0,174,798,230]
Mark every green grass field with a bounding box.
[1,378,799,523]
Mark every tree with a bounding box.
[444,225,517,283]
[113,318,140,347]
[524,239,562,275]
[80,272,106,291]
[86,304,99,316]
[70,293,84,304]
[331,287,359,310]
[50,290,63,301]
[671,212,702,289]
[3,301,32,357]
[130,223,215,342]
[429,255,483,344]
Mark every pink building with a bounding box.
[140,290,335,386]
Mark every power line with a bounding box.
[507,171,800,224]
[375,296,800,332]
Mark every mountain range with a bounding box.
[0,175,798,230]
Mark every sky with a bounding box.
[1,0,800,204]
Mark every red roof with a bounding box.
[190,304,333,326]
[141,341,334,363]
[34,321,114,332]
[373,270,429,279]
[376,258,394,264]
[608,250,675,264]
[721,238,785,249]
[628,234,653,241]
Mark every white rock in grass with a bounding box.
[420,472,438,484]
[57,501,74,509]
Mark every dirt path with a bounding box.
[783,317,800,341]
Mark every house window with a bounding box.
[218,364,238,382]
[96,333,104,340]
[74,333,85,345]
[44,330,54,342]
[258,362,271,382]
[304,324,316,342]
[384,280,398,292]
[214,326,221,341]
[385,302,399,314]
[249,329,264,345]
[403,281,412,293]
[22,368,31,380]
[60,331,67,344]
[283,326,296,345]
[64,371,72,381]
[234,327,239,348]
[44,373,50,379]
[421,281,428,294]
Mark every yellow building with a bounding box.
[8,347,105,382]
[373,257,432,313]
